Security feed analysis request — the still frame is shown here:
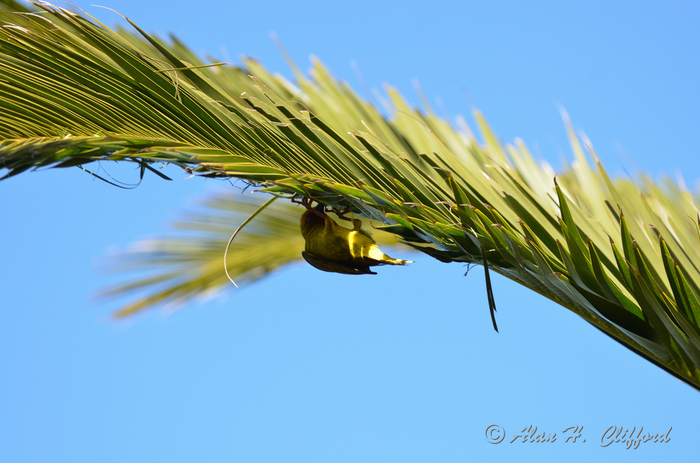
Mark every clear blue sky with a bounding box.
[1,1,699,461]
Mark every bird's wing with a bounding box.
[301,251,377,275]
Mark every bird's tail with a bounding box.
[384,256,413,266]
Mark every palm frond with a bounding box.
[2,3,700,390]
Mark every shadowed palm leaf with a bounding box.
[98,190,409,317]
[2,2,700,390]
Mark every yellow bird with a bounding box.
[300,203,412,275]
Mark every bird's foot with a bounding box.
[335,206,353,221]
[293,196,328,218]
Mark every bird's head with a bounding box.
[300,204,327,239]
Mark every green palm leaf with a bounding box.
[3,2,700,390]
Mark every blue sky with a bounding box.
[2,1,699,461]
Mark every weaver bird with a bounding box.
[299,201,412,275]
